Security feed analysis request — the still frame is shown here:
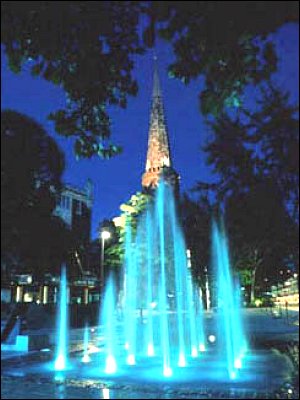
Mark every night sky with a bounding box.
[1,23,298,240]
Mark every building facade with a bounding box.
[53,179,93,243]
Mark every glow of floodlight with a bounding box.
[54,354,66,371]
[163,366,172,377]
[104,355,117,374]
[178,353,186,367]
[199,344,205,352]
[147,343,154,356]
[126,354,135,365]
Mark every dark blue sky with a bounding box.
[1,23,298,240]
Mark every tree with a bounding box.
[1,110,71,278]
[246,84,299,221]
[196,84,299,220]
[1,1,145,158]
[179,193,211,288]
[149,1,298,115]
[105,191,151,269]
[225,180,298,303]
[2,2,298,157]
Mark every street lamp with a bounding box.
[100,230,111,287]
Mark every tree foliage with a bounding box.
[1,110,72,277]
[104,191,151,268]
[150,1,298,115]
[225,180,299,300]
[1,1,298,157]
[196,83,299,220]
[179,193,211,287]
[1,1,145,158]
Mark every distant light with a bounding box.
[102,388,110,399]
[104,355,117,374]
[124,342,130,350]
[40,348,51,352]
[101,231,111,240]
[27,276,32,284]
[199,344,205,352]
[254,299,262,307]
[234,359,242,369]
[147,343,154,356]
[54,354,66,371]
[294,273,298,278]
[208,335,216,343]
[126,354,135,365]
[163,367,172,377]
[178,353,186,367]
[91,328,95,333]
[150,302,157,309]
[82,354,91,363]
[288,389,293,394]
[191,346,198,357]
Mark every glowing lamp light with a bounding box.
[163,366,172,377]
[178,353,186,367]
[147,343,154,356]
[124,342,130,350]
[101,231,111,240]
[126,354,135,365]
[54,354,66,371]
[150,302,157,309]
[104,355,117,374]
[234,358,242,369]
[191,346,198,357]
[81,354,91,363]
[199,344,205,352]
[208,334,216,343]
[91,328,95,333]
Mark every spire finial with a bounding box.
[153,52,161,98]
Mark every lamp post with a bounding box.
[100,230,111,288]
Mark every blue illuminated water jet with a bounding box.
[54,264,68,371]
[212,220,247,379]
[97,181,247,380]
[120,181,206,376]
[81,323,91,363]
[101,275,118,374]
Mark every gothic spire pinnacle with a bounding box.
[152,54,161,99]
[142,57,178,190]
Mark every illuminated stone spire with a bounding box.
[142,56,179,190]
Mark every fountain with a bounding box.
[54,264,68,371]
[2,180,296,399]
[81,323,91,364]
[99,180,246,380]
[212,220,247,379]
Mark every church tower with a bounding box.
[142,58,179,192]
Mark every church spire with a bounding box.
[142,56,178,190]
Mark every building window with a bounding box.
[61,194,71,210]
[76,201,83,215]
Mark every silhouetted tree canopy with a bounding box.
[225,179,299,300]
[196,83,299,221]
[1,110,71,277]
[1,1,298,157]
